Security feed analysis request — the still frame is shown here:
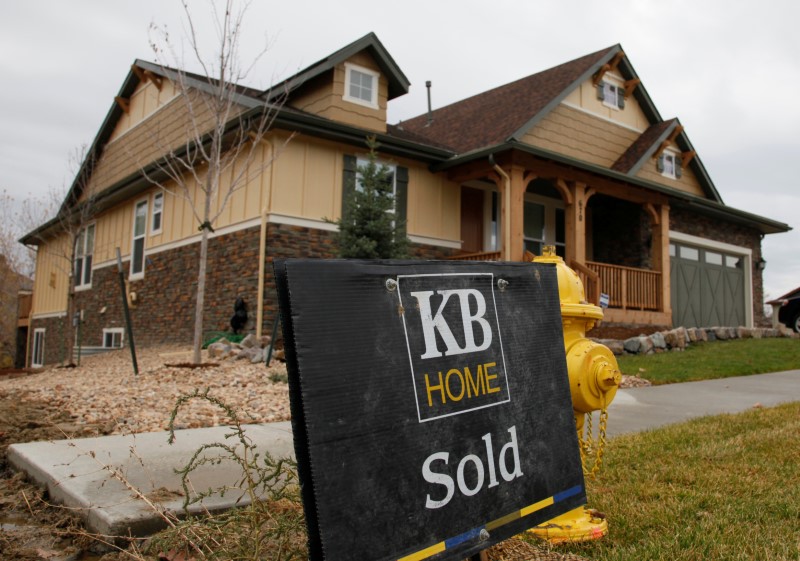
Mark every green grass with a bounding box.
[549,402,800,561]
[617,338,800,384]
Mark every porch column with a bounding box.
[562,181,589,266]
[507,166,527,261]
[650,203,672,319]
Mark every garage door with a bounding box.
[670,242,746,327]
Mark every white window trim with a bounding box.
[103,327,125,349]
[661,150,679,179]
[150,191,164,235]
[601,81,623,111]
[669,230,753,327]
[523,192,566,254]
[32,328,45,368]
[343,63,380,109]
[130,198,148,280]
[74,222,96,291]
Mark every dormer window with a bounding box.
[344,63,379,108]
[597,81,625,110]
[657,151,683,179]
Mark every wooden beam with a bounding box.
[507,153,669,206]
[592,51,626,86]
[143,70,163,90]
[653,125,685,159]
[114,96,130,114]
[554,178,574,205]
[624,78,641,97]
[643,203,660,225]
[681,150,697,168]
[592,64,611,86]
[131,64,146,82]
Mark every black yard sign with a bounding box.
[275,259,585,561]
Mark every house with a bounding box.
[0,254,32,368]
[21,33,790,366]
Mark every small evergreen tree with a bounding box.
[335,138,409,258]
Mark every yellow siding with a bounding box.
[562,70,650,131]
[108,79,179,143]
[80,90,246,203]
[407,167,460,241]
[523,104,640,167]
[634,143,706,197]
[289,51,388,132]
[31,236,70,315]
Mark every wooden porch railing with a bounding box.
[570,261,600,306]
[447,250,502,261]
[587,261,662,311]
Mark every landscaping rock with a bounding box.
[240,334,259,348]
[650,332,667,350]
[713,327,730,340]
[593,338,624,355]
[207,340,233,359]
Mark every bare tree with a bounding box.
[145,0,289,363]
[21,146,98,366]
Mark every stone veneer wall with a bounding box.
[30,223,456,364]
[669,206,767,326]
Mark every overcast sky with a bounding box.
[1,0,798,301]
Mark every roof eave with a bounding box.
[266,32,410,103]
[434,141,790,235]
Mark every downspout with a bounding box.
[255,137,273,339]
[489,154,511,261]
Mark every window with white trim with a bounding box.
[597,81,625,110]
[74,223,95,289]
[344,63,379,108]
[356,156,397,215]
[657,151,683,179]
[103,328,125,348]
[151,192,163,235]
[523,193,565,258]
[32,328,45,367]
[131,199,148,278]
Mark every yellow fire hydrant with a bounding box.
[529,246,621,543]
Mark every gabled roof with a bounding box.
[612,118,723,203]
[398,43,734,206]
[265,32,410,102]
[398,46,621,154]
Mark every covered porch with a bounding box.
[446,150,672,327]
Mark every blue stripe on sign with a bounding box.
[444,525,484,549]
[553,484,583,503]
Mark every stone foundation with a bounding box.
[32,223,456,364]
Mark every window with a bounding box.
[725,255,741,268]
[705,251,723,266]
[74,223,95,289]
[679,246,699,261]
[342,154,408,237]
[103,328,124,348]
[523,194,566,258]
[344,63,379,108]
[151,192,163,235]
[597,81,625,110]
[356,156,396,209]
[32,328,45,367]
[658,152,683,179]
[131,199,148,278]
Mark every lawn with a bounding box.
[617,338,800,384]
[549,402,800,561]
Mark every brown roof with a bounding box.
[612,119,676,173]
[397,46,617,154]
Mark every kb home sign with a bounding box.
[275,260,584,561]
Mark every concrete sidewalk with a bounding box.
[8,370,800,538]
[605,369,800,437]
